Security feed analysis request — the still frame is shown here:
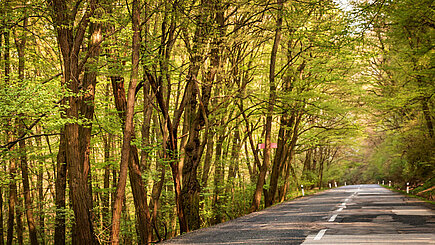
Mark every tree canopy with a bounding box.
[0,0,433,244]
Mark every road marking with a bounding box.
[344,198,349,202]
[314,229,327,240]
[328,214,338,222]
[337,207,343,212]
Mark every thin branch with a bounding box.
[1,133,60,150]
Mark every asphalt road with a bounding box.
[160,184,435,244]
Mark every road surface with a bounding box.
[160,184,435,244]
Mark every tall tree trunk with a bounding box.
[278,112,302,201]
[0,7,4,244]
[225,126,241,204]
[15,16,39,244]
[6,155,17,245]
[422,98,434,138]
[265,114,290,207]
[102,131,112,242]
[201,129,215,190]
[250,0,283,212]
[55,130,67,245]
[111,75,152,245]
[19,130,38,245]
[4,5,16,244]
[111,0,142,242]
[16,194,23,245]
[35,128,45,245]
[0,186,3,245]
[212,123,226,225]
[180,0,211,231]
[51,0,100,243]
[146,65,188,235]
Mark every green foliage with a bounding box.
[3,0,432,243]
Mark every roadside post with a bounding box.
[382,180,384,185]
[301,185,305,196]
[406,182,409,194]
[329,183,331,188]
[334,182,337,188]
[345,182,347,186]
[389,181,391,187]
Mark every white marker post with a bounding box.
[382,180,384,185]
[389,181,391,187]
[334,182,337,188]
[345,182,347,186]
[301,185,305,196]
[406,182,409,194]
[329,183,332,188]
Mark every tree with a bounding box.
[250,0,283,212]
[50,0,101,243]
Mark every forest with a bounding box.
[0,0,433,244]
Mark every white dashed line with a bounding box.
[314,229,327,240]
[328,214,338,222]
[337,207,343,212]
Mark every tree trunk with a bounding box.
[250,0,283,212]
[201,129,215,190]
[111,0,141,242]
[422,98,434,138]
[51,0,100,243]
[0,11,4,245]
[35,128,45,245]
[19,131,39,245]
[0,187,3,245]
[4,7,16,244]
[55,130,67,245]
[15,17,39,244]
[102,131,112,242]
[16,195,23,245]
[146,65,188,235]
[278,112,302,201]
[212,120,226,225]
[111,76,152,245]
[6,157,17,245]
[266,114,291,207]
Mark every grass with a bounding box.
[381,184,435,205]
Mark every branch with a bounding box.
[42,72,62,84]
[1,133,60,150]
